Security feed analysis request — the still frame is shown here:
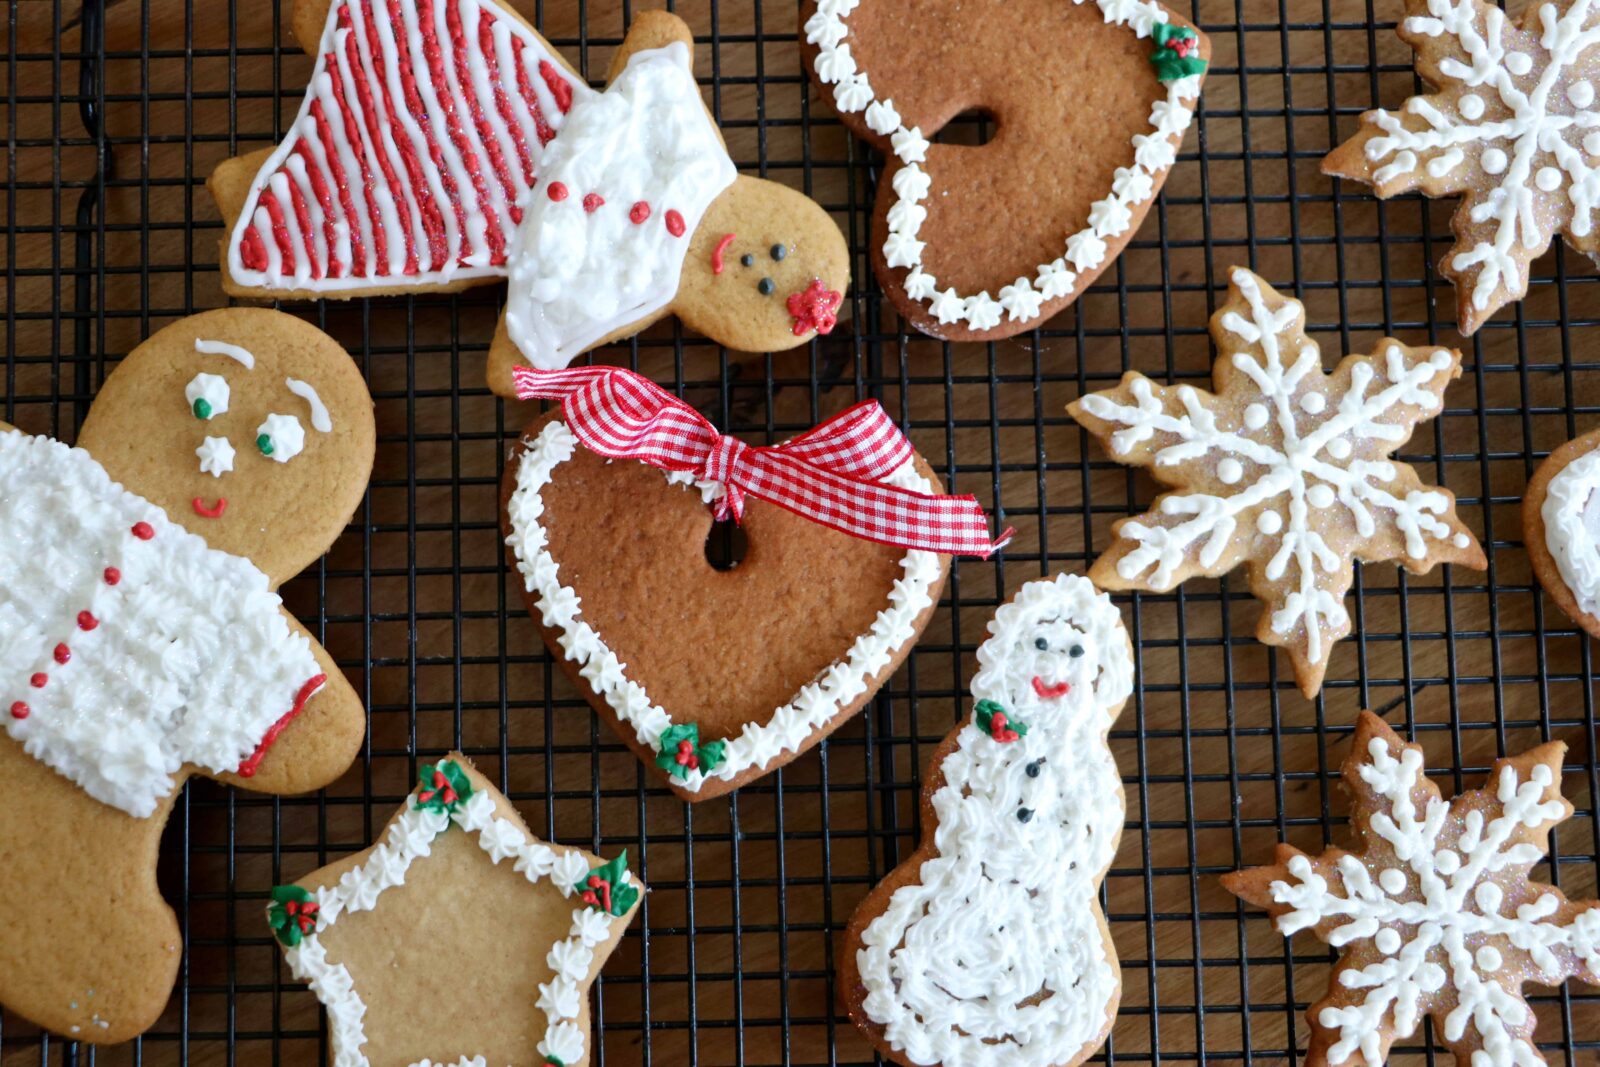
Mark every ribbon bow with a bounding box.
[513,365,1012,557]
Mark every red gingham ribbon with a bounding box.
[513,365,1012,557]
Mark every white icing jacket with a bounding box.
[0,432,323,817]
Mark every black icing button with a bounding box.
[1016,807,1034,823]
[758,277,775,295]
[740,253,755,267]
[770,243,787,261]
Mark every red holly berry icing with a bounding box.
[413,758,473,815]
[575,850,640,917]
[974,699,1027,743]
[786,278,843,337]
[267,884,320,947]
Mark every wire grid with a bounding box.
[4,0,1600,1063]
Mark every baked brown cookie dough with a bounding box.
[0,308,372,1042]
[1523,425,1600,640]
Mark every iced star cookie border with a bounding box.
[504,419,943,794]
[275,770,634,1067]
[803,0,1204,331]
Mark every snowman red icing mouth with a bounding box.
[1031,676,1071,699]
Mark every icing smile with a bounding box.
[192,497,228,519]
[1031,676,1071,699]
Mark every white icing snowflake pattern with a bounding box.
[1068,268,1484,697]
[1327,0,1600,334]
[1225,712,1600,1067]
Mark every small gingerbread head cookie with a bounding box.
[0,308,372,1043]
[842,574,1135,1067]
[1523,425,1600,640]
[801,0,1207,339]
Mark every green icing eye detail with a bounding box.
[192,398,212,420]
[257,433,275,457]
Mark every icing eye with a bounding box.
[1016,807,1033,823]
[256,413,307,464]
[185,372,230,421]
[770,243,787,261]
[1034,637,1049,651]
[758,277,775,295]
[740,253,755,267]
[1069,644,1085,658]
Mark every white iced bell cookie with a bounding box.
[851,573,1134,1067]
[1539,434,1600,622]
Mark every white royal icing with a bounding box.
[503,42,738,369]
[257,413,307,464]
[1076,268,1468,665]
[0,432,323,817]
[286,377,334,433]
[1262,734,1600,1067]
[1541,439,1600,618]
[194,337,256,369]
[185,373,230,419]
[1357,0,1600,315]
[504,420,941,792]
[282,784,632,1067]
[805,0,1201,331]
[196,436,237,478]
[856,574,1134,1067]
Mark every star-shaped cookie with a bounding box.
[1067,268,1485,697]
[268,755,641,1067]
[1224,711,1600,1067]
[1324,0,1600,334]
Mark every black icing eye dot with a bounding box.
[1034,637,1049,651]
[770,243,787,261]
[740,253,755,267]
[1069,644,1085,658]
[758,277,775,295]
[1016,807,1033,823]
[1025,759,1043,778]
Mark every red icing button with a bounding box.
[78,610,98,631]
[665,209,686,237]
[629,200,651,224]
[9,702,27,720]
[103,567,121,586]
[547,181,568,202]
[582,192,605,213]
[131,521,154,540]
[53,644,70,665]
[30,673,47,689]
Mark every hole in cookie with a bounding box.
[704,519,750,572]
[933,108,997,148]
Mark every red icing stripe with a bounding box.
[294,141,342,278]
[539,59,572,112]
[512,36,557,146]
[281,166,325,279]
[446,0,520,217]
[478,12,536,186]
[311,97,368,274]
[236,674,329,779]
[326,33,390,275]
[386,0,471,265]
[342,7,422,274]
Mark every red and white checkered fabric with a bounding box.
[513,365,1011,557]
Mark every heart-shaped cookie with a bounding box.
[501,411,949,800]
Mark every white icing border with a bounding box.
[804,0,1202,331]
[504,420,942,792]
[1542,441,1600,619]
[282,786,629,1067]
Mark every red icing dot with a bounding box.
[665,209,686,237]
[582,192,605,213]
[9,702,27,720]
[29,673,46,689]
[53,644,70,665]
[77,611,98,631]
[629,200,651,224]
[547,181,568,202]
[131,521,154,541]
[103,568,121,586]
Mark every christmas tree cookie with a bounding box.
[0,308,373,1042]
[270,755,641,1067]
[207,1,850,373]
[1225,711,1600,1067]
[1067,267,1485,698]
[842,574,1135,1067]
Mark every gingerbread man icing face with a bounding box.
[0,307,372,1044]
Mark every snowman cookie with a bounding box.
[0,308,373,1042]
[1524,425,1600,640]
[207,1,850,376]
[841,573,1135,1067]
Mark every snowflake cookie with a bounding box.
[1224,711,1600,1067]
[1324,0,1600,334]
[1067,268,1486,697]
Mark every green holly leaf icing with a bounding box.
[654,723,727,780]
[974,699,1028,740]
[414,759,473,814]
[1150,22,1207,83]
[267,884,318,948]
[577,849,640,916]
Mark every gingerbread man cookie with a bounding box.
[842,574,1135,1067]
[801,0,1208,340]
[207,2,850,375]
[0,308,373,1042]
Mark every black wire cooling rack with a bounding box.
[5,0,1600,1063]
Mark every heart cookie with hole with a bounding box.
[501,410,951,801]
[800,0,1207,340]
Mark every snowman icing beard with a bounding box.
[857,575,1134,1067]
[503,42,737,369]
